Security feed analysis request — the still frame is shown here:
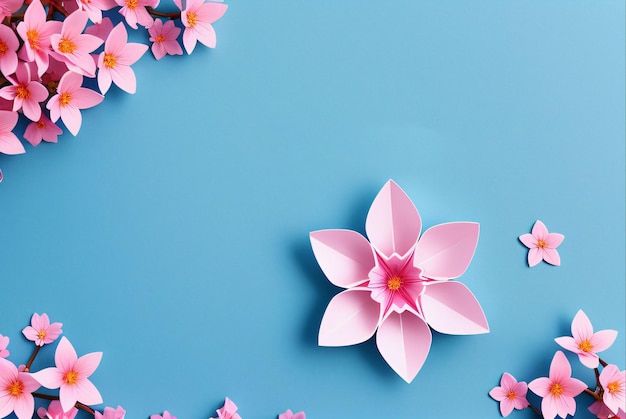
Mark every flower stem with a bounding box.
[598,358,608,368]
[23,345,41,372]
[146,6,181,19]
[32,393,96,415]
[528,403,543,418]
[584,388,602,401]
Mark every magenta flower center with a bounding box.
[6,380,24,397]
[368,253,426,315]
[577,339,592,352]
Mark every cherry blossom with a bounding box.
[0,357,41,419]
[599,364,625,416]
[148,19,183,60]
[16,0,62,77]
[75,0,116,24]
[37,400,78,419]
[114,0,158,29]
[519,220,564,267]
[210,398,241,419]
[278,409,306,419]
[21,313,63,346]
[0,63,49,121]
[150,411,176,419]
[174,0,227,53]
[95,406,126,419]
[0,0,22,23]
[489,372,530,417]
[24,114,64,146]
[50,10,103,77]
[555,309,618,369]
[0,24,19,77]
[589,400,626,419]
[528,351,587,419]
[97,23,147,94]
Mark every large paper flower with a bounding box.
[310,180,488,382]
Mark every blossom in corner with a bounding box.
[150,411,176,419]
[528,351,587,419]
[97,23,148,94]
[278,409,305,419]
[22,312,63,346]
[310,180,488,382]
[148,19,183,60]
[0,357,41,419]
[24,114,64,146]
[554,309,618,369]
[599,364,625,416]
[114,0,158,29]
[0,24,19,77]
[519,220,564,267]
[589,400,626,419]
[95,406,126,419]
[16,0,62,77]
[47,71,104,136]
[50,10,103,77]
[0,110,25,155]
[37,400,78,419]
[0,62,49,121]
[489,372,530,417]
[30,336,103,412]
[210,398,241,419]
[0,334,9,358]
[174,0,227,54]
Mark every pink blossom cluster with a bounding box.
[490,310,624,419]
[0,0,228,181]
[0,313,305,419]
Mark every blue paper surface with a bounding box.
[1,1,624,418]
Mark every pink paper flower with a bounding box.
[114,0,158,29]
[50,10,103,77]
[30,336,103,412]
[150,411,176,419]
[489,372,530,417]
[95,406,126,419]
[599,364,625,416]
[16,0,62,77]
[148,19,182,60]
[278,409,305,419]
[0,334,9,358]
[589,400,626,419]
[0,63,49,121]
[97,23,147,94]
[37,400,79,419]
[47,71,104,136]
[22,312,63,346]
[0,24,19,76]
[210,398,241,419]
[0,110,25,155]
[555,309,618,369]
[519,220,564,267]
[0,357,41,419]
[174,0,227,54]
[528,351,587,419]
[24,114,64,146]
[310,180,488,383]
[0,0,22,22]
[75,0,116,24]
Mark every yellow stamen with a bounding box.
[59,92,72,107]
[506,391,517,400]
[155,34,165,43]
[6,380,24,397]
[387,276,402,291]
[537,239,547,249]
[27,29,40,50]
[578,339,593,353]
[37,330,47,340]
[125,0,137,9]
[36,120,46,129]
[63,370,79,385]
[607,381,621,395]
[550,383,563,397]
[57,38,77,54]
[0,40,8,55]
[186,11,197,28]
[16,85,30,100]
[103,53,117,69]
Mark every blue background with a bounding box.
[1,1,624,418]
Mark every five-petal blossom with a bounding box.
[310,180,488,383]
[37,400,79,419]
[210,398,241,419]
[599,364,625,416]
[22,312,63,346]
[50,10,103,77]
[0,357,41,419]
[519,220,564,267]
[148,18,183,60]
[0,63,49,121]
[278,409,306,419]
[95,406,126,419]
[489,372,530,417]
[174,0,227,54]
[528,351,587,419]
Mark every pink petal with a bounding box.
[499,398,515,417]
[12,393,34,419]
[531,220,549,238]
[571,310,593,342]
[192,23,217,48]
[528,376,552,397]
[527,248,542,267]
[55,337,78,373]
[59,383,79,412]
[578,352,600,369]
[518,233,537,249]
[0,132,25,154]
[310,230,375,288]
[73,378,102,405]
[413,222,479,280]
[105,22,127,50]
[318,289,380,346]
[97,67,112,94]
[58,72,83,92]
[554,336,579,353]
[540,395,558,419]
[489,386,507,402]
[375,311,431,383]
[182,28,197,54]
[365,180,421,258]
[195,1,227,24]
[420,281,489,334]
[542,248,560,266]
[74,352,102,378]
[545,232,564,248]
[117,43,147,65]
[550,351,571,382]
[110,64,136,93]
[501,372,518,389]
[61,105,82,136]
[590,329,618,353]
[72,87,104,109]
[30,367,64,389]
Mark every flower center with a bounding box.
[537,239,547,249]
[103,53,117,69]
[27,29,40,50]
[155,34,165,43]
[186,11,197,27]
[550,383,563,397]
[36,120,46,129]
[607,381,621,395]
[6,380,24,397]
[578,339,593,352]
[506,391,517,400]
[59,92,72,106]
[125,0,137,9]
[16,85,30,100]
[0,40,8,55]
[58,38,77,54]
[63,370,79,385]
[387,276,402,291]
[37,330,47,340]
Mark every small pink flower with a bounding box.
[0,334,9,358]
[47,71,104,136]
[24,114,63,146]
[148,19,182,60]
[37,400,79,419]
[278,409,306,419]
[75,0,116,23]
[30,336,103,412]
[600,364,625,416]
[97,23,147,94]
[0,357,41,419]
[114,0,158,29]
[210,398,241,419]
[150,411,176,419]
[95,406,126,419]
[16,0,62,77]
[0,63,49,121]
[0,110,25,155]
[50,10,103,77]
[519,220,564,267]
[489,372,530,417]
[0,24,19,76]
[555,309,618,369]
[589,400,626,419]
[528,351,587,419]
[174,0,227,54]
[22,313,63,346]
